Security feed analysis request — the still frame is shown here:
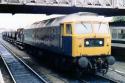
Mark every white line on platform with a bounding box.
[0,70,4,83]
[22,57,30,59]
[109,68,125,75]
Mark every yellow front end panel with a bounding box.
[82,47,111,56]
[72,34,111,57]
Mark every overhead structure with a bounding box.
[1,0,125,9]
[0,0,125,15]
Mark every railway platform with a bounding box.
[0,70,4,83]
[111,42,125,61]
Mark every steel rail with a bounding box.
[109,68,125,77]
[0,41,49,83]
[0,52,16,83]
[79,73,118,83]
[96,73,118,83]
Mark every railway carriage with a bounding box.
[2,12,115,74]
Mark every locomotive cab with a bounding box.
[61,22,111,57]
[61,20,115,72]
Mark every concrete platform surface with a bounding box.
[106,61,125,83]
[111,61,125,74]
[0,70,4,83]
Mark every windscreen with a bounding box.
[93,23,110,33]
[74,22,110,34]
[74,22,92,34]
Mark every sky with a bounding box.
[0,13,112,32]
[0,13,64,32]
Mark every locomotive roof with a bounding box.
[30,12,110,28]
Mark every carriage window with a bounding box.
[66,24,72,34]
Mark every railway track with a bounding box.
[1,39,70,83]
[79,74,118,83]
[0,42,50,83]
[0,39,119,83]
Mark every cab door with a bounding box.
[61,23,73,56]
[60,24,64,48]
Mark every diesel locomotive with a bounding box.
[2,12,115,74]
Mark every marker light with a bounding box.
[99,41,103,45]
[86,41,89,45]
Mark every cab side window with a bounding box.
[66,24,72,34]
[61,24,64,35]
